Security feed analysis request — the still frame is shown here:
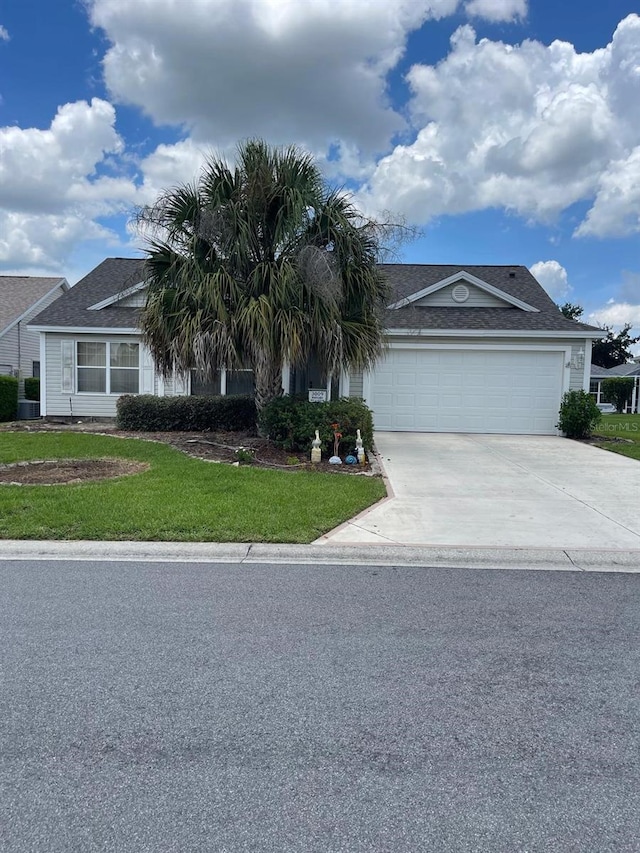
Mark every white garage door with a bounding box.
[368,348,565,434]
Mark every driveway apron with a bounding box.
[320,433,640,549]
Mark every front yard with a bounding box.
[0,432,385,542]
[593,414,640,461]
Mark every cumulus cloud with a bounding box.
[87,0,468,157]
[0,24,9,42]
[358,15,640,236]
[529,260,570,300]
[0,99,137,269]
[465,0,527,23]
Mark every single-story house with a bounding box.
[590,362,640,412]
[28,258,601,435]
[0,275,69,386]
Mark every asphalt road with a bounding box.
[1,560,640,852]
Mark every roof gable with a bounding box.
[387,270,539,313]
[0,276,69,336]
[88,281,146,310]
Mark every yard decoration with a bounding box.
[345,455,357,465]
[311,430,322,463]
[329,422,343,464]
[355,429,365,464]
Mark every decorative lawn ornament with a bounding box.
[345,454,357,465]
[356,429,366,464]
[329,422,343,465]
[311,429,322,463]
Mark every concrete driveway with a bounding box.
[321,433,640,549]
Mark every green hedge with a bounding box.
[259,396,374,455]
[0,375,18,422]
[24,377,40,401]
[116,394,256,432]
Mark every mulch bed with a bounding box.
[0,458,149,486]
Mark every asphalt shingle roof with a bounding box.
[0,276,67,335]
[29,258,600,336]
[29,258,146,329]
[380,265,600,333]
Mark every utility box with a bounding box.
[17,399,40,420]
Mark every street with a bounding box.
[1,560,640,852]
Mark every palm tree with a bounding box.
[137,139,392,415]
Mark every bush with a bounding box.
[259,395,374,455]
[601,377,634,413]
[24,377,40,401]
[116,394,256,432]
[557,390,601,439]
[0,375,18,422]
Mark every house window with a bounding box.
[32,361,40,379]
[589,380,599,398]
[76,341,139,394]
[226,369,255,396]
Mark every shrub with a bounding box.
[0,375,18,422]
[116,394,256,432]
[601,377,634,413]
[557,390,601,439]
[24,377,40,401]
[259,395,374,455]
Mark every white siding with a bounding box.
[0,326,18,373]
[113,290,147,307]
[415,282,511,308]
[349,369,364,398]
[44,333,145,418]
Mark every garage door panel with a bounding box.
[369,348,564,435]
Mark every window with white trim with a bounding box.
[76,341,140,394]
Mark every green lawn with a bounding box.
[0,432,386,542]
[593,414,640,461]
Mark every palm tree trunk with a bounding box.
[254,357,284,425]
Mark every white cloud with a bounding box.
[465,0,527,23]
[0,24,9,42]
[529,261,570,300]
[0,99,137,269]
[575,146,640,237]
[588,302,640,330]
[358,15,640,235]
[87,0,468,158]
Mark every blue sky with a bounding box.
[1,0,639,333]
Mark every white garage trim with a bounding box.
[364,344,571,435]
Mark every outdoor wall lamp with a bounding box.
[569,348,585,370]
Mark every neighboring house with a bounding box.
[29,258,601,435]
[590,362,640,412]
[0,275,69,387]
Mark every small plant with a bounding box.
[24,377,40,401]
[286,455,301,466]
[557,390,601,439]
[234,447,255,464]
[601,377,634,413]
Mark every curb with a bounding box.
[2,541,640,573]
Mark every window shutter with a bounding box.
[140,344,154,394]
[173,370,189,395]
[61,340,74,392]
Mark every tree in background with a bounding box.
[601,377,635,413]
[559,302,584,321]
[591,324,640,369]
[137,140,402,414]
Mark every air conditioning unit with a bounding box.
[17,399,41,420]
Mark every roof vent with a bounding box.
[509,270,516,278]
[452,284,470,303]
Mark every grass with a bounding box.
[592,414,640,461]
[0,432,386,542]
